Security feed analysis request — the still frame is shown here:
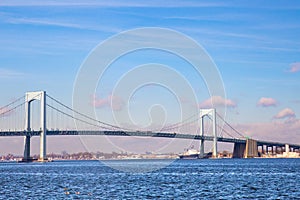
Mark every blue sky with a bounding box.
[0,0,300,154]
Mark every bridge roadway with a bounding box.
[1,130,300,149]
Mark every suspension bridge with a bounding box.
[1,91,300,162]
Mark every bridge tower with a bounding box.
[199,109,217,158]
[23,91,47,162]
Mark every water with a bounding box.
[0,159,300,199]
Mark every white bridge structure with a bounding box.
[1,91,300,162]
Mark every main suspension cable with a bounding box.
[46,94,134,131]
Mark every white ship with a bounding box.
[178,149,200,159]
[178,146,212,159]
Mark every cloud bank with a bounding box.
[235,119,300,144]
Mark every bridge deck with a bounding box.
[1,130,300,149]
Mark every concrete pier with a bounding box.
[22,135,33,162]
[232,143,246,158]
[244,139,258,158]
[233,139,258,158]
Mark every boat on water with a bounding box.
[178,149,200,159]
[178,148,212,159]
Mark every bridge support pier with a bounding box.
[22,135,33,162]
[233,139,258,158]
[232,143,245,158]
[244,139,258,158]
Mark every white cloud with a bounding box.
[5,16,121,33]
[289,62,300,73]
[199,96,237,109]
[8,18,83,29]
[273,108,296,119]
[91,94,125,111]
[257,97,277,107]
[0,68,25,79]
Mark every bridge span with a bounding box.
[0,130,246,143]
[1,90,300,161]
[1,129,300,160]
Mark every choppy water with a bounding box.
[0,158,300,199]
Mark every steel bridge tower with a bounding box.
[23,91,47,162]
[199,109,217,158]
